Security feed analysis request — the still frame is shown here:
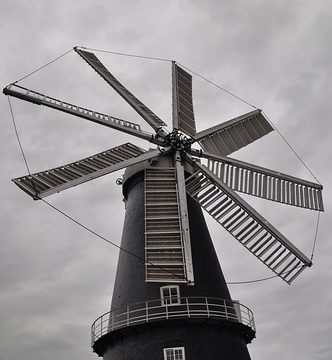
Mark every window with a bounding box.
[163,347,185,360]
[160,285,180,305]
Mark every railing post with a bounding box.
[101,315,104,336]
[166,302,168,319]
[111,311,114,331]
[186,297,190,318]
[146,301,149,322]
[250,310,255,330]
[205,297,210,317]
[224,299,228,319]
[127,305,130,326]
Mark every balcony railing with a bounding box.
[91,297,255,346]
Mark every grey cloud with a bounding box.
[1,1,331,360]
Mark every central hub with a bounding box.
[164,129,192,152]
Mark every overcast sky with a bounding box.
[1,1,332,360]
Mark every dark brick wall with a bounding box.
[111,173,231,310]
[103,322,252,360]
[104,169,252,360]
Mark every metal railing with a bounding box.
[91,297,255,346]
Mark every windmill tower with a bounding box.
[4,47,324,360]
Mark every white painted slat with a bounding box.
[145,160,192,284]
[13,143,155,199]
[3,84,157,143]
[172,61,196,136]
[195,110,273,156]
[185,162,312,284]
[75,47,167,133]
[198,151,324,211]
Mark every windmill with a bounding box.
[4,47,324,360]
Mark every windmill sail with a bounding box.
[184,158,312,284]
[174,152,194,283]
[3,84,157,143]
[4,47,323,286]
[194,110,273,156]
[190,149,324,211]
[13,144,164,199]
[74,47,167,133]
[172,62,196,137]
[145,156,193,284]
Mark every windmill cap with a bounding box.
[122,154,195,199]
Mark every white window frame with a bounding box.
[163,347,186,360]
[160,285,180,305]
